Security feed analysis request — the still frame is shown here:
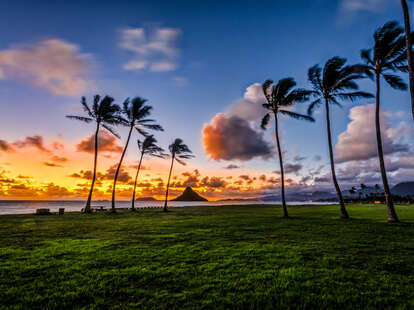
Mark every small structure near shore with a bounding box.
[35,208,51,215]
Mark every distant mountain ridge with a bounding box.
[392,182,414,197]
[172,187,208,201]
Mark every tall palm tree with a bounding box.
[400,0,414,120]
[66,95,121,213]
[359,21,408,222]
[261,78,314,218]
[163,138,194,212]
[111,97,163,213]
[131,135,165,211]
[307,57,373,219]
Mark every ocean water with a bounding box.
[0,200,332,215]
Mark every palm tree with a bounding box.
[359,21,408,222]
[307,57,373,219]
[131,135,165,211]
[400,0,414,120]
[261,78,314,218]
[111,97,163,213]
[66,95,121,213]
[163,138,194,212]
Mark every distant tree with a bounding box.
[400,0,414,120]
[111,97,163,213]
[349,188,356,195]
[359,21,408,222]
[164,139,194,212]
[66,95,121,213]
[360,183,367,190]
[375,184,381,191]
[308,57,373,219]
[261,78,314,218]
[131,135,165,211]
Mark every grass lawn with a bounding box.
[1,204,414,309]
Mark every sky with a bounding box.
[0,0,413,201]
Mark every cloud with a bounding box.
[200,176,227,188]
[226,83,266,122]
[0,140,14,152]
[120,27,181,72]
[335,104,409,163]
[340,0,390,14]
[224,164,240,169]
[273,163,303,175]
[202,114,272,161]
[77,131,123,154]
[172,76,188,87]
[0,39,92,96]
[103,164,132,183]
[50,155,68,163]
[43,162,63,168]
[13,135,50,153]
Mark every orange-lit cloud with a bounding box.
[202,113,271,161]
[77,131,123,154]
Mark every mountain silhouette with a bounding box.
[172,187,208,201]
[392,182,414,197]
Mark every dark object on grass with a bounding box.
[172,187,208,202]
[36,209,51,215]
[59,208,65,215]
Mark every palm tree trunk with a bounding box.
[325,98,349,219]
[163,155,175,212]
[111,124,134,213]
[274,113,288,218]
[401,0,414,121]
[131,152,144,211]
[375,73,399,222]
[84,122,100,213]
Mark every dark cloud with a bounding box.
[200,176,227,188]
[77,131,122,154]
[13,135,50,153]
[43,162,63,168]
[103,164,132,183]
[224,164,240,169]
[293,155,306,162]
[202,114,272,161]
[273,163,303,175]
[50,155,68,163]
[0,140,14,152]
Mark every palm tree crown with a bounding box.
[119,97,163,135]
[359,21,408,90]
[168,138,194,165]
[308,57,374,115]
[138,135,165,158]
[261,77,314,129]
[66,95,121,137]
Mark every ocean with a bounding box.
[0,200,332,215]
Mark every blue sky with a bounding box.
[0,0,413,199]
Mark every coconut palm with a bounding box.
[111,97,163,212]
[359,21,408,222]
[400,0,414,120]
[66,95,121,213]
[307,57,373,219]
[163,138,194,212]
[261,78,314,218]
[131,135,165,211]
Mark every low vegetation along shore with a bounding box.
[1,204,414,309]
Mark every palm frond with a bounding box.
[66,115,93,123]
[383,74,408,90]
[279,110,315,122]
[261,113,271,130]
[307,98,321,115]
[336,91,374,102]
[102,124,120,139]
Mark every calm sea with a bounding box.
[0,200,331,215]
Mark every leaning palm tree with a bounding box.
[359,21,408,222]
[163,138,194,212]
[261,78,314,218]
[131,135,165,211]
[66,95,121,213]
[111,97,163,212]
[400,0,414,121]
[308,57,373,219]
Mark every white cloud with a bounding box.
[226,83,266,122]
[0,39,92,96]
[150,61,177,72]
[335,104,410,163]
[120,27,181,72]
[340,0,390,13]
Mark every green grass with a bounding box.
[1,204,414,309]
